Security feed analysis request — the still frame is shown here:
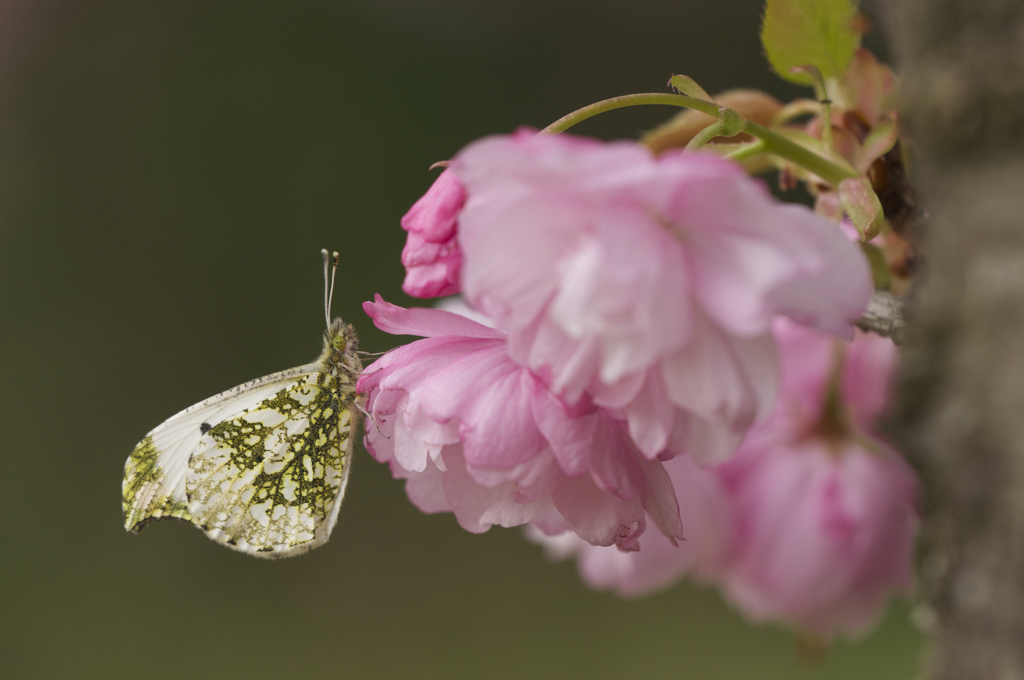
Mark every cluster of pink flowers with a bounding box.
[357,129,916,638]
[529,319,917,638]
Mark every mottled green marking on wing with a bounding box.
[123,436,192,531]
[187,371,352,554]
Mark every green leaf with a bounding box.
[856,113,899,172]
[668,75,712,101]
[839,177,884,240]
[761,0,860,86]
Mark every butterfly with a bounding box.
[122,250,363,558]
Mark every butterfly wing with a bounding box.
[186,370,355,557]
[123,364,357,558]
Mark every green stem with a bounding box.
[686,121,727,151]
[744,121,855,186]
[723,139,767,162]
[796,66,835,154]
[541,93,721,134]
[541,93,857,187]
[820,99,834,153]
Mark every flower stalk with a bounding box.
[541,93,857,187]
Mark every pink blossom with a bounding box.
[713,320,917,639]
[522,321,916,639]
[356,295,683,549]
[400,169,466,298]
[527,453,733,596]
[716,436,916,639]
[452,131,872,463]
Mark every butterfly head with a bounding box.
[318,250,362,378]
[322,318,361,377]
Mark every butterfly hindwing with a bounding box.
[122,362,357,557]
[123,366,314,532]
[186,370,353,556]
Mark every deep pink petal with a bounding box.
[400,169,467,298]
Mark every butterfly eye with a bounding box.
[332,335,347,351]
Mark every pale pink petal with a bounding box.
[587,370,646,410]
[456,365,548,469]
[465,449,561,503]
[531,392,599,477]
[637,454,684,544]
[587,414,649,502]
[729,329,780,423]
[392,409,442,473]
[620,368,675,459]
[364,294,504,340]
[511,313,603,403]
[433,296,498,329]
[717,437,917,638]
[527,454,731,595]
[664,161,824,336]
[766,206,873,339]
[667,414,748,466]
[549,209,692,383]
[459,191,582,333]
[452,132,870,467]
[393,459,452,514]
[841,330,898,427]
[550,470,646,549]
[659,315,764,443]
[770,317,835,425]
[440,447,554,533]
[360,298,682,547]
[528,506,572,536]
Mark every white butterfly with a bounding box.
[122,250,363,558]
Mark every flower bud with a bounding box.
[400,169,466,298]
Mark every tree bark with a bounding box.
[886,1,1024,678]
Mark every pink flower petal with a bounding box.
[550,471,646,549]
[360,298,682,547]
[452,132,870,464]
[400,169,467,298]
[364,294,504,340]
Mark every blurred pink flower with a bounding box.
[400,169,466,298]
[452,131,872,463]
[716,435,916,639]
[356,295,683,549]
[527,452,733,596]
[522,320,916,640]
[714,320,917,639]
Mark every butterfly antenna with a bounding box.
[321,248,340,328]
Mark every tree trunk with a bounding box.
[886,0,1024,677]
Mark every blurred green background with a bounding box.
[0,1,921,678]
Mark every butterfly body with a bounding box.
[123,318,362,558]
